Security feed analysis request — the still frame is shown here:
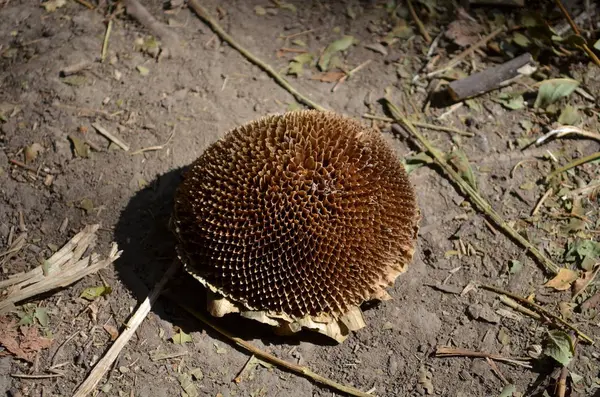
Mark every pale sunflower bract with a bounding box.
[173,110,420,342]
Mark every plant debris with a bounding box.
[0,317,53,362]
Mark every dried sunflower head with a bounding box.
[173,110,419,342]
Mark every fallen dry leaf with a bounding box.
[103,324,119,341]
[573,269,596,297]
[310,71,346,82]
[544,268,579,291]
[445,19,484,47]
[19,326,53,354]
[24,143,44,163]
[0,317,52,362]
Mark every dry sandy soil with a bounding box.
[0,0,599,396]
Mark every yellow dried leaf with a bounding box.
[544,268,578,291]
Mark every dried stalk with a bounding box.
[481,284,594,345]
[382,98,561,276]
[407,0,431,44]
[436,346,532,368]
[169,297,374,397]
[0,225,121,314]
[362,114,474,137]
[546,151,600,182]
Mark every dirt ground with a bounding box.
[1,0,599,396]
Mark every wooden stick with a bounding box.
[499,295,541,320]
[72,260,180,397]
[187,0,326,111]
[447,53,533,101]
[91,123,130,151]
[427,27,505,78]
[11,372,64,379]
[169,297,374,397]
[481,284,594,345]
[123,0,181,58]
[383,99,562,275]
[554,0,581,35]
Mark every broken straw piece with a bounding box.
[0,224,121,314]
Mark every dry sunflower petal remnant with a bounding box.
[173,110,420,342]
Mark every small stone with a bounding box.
[467,303,499,324]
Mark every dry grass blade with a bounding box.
[436,346,532,368]
[0,232,26,266]
[435,346,531,368]
[168,296,375,397]
[481,284,594,345]
[546,151,600,182]
[362,114,474,137]
[536,126,600,145]
[186,0,326,111]
[101,19,112,63]
[0,225,121,314]
[383,98,561,276]
[130,127,175,155]
[72,260,180,397]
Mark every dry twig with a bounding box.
[435,346,532,368]
[91,123,130,151]
[536,126,600,145]
[447,53,533,101]
[481,284,594,345]
[130,127,176,155]
[187,0,326,111]
[73,0,95,9]
[101,19,112,63]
